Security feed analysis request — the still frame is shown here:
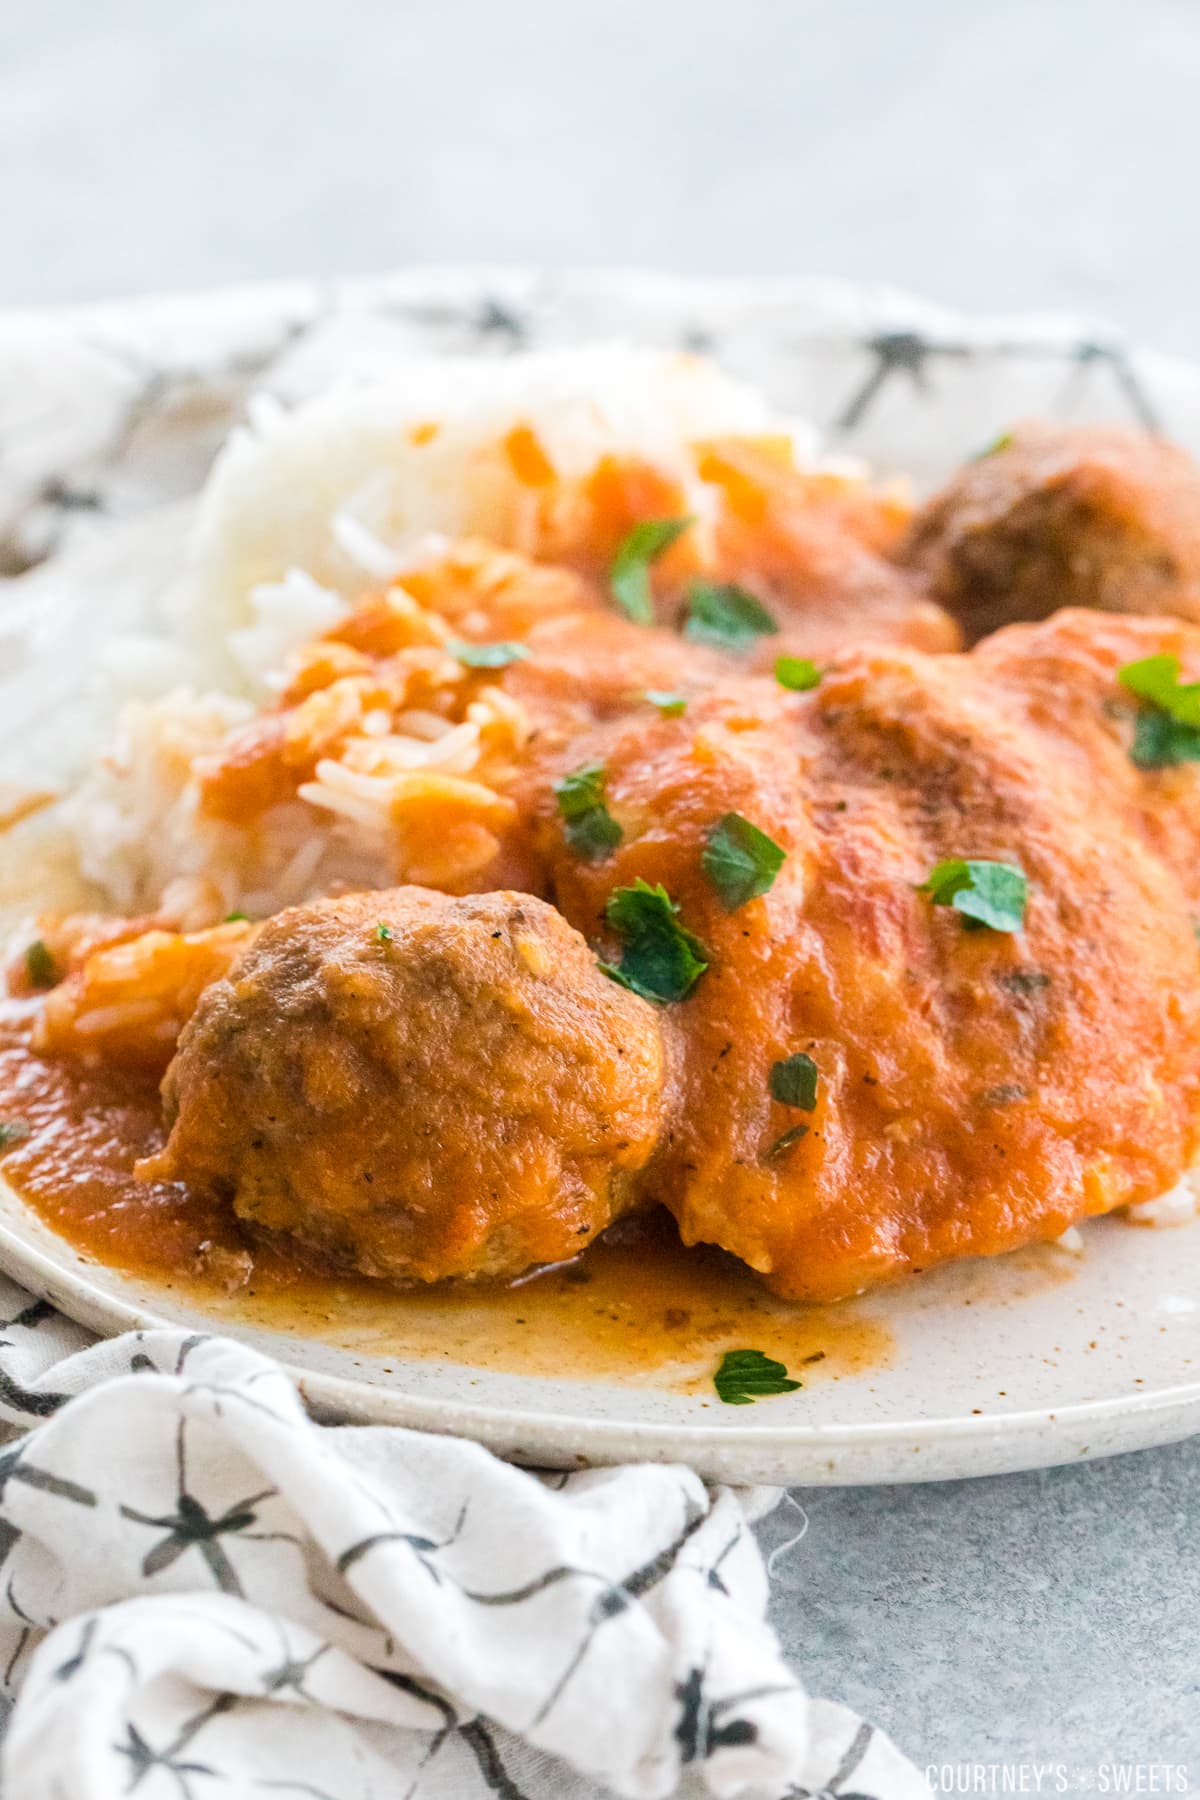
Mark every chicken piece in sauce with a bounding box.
[533,610,1200,1300]
[141,889,666,1284]
[904,423,1200,643]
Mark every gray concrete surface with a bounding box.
[3,0,1198,1781]
[766,1445,1199,1778]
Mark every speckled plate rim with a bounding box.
[3,1179,1200,1487]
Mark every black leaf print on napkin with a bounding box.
[1071,339,1161,432]
[120,1489,273,1592]
[376,1670,459,1799]
[336,1496,470,1583]
[836,331,942,430]
[114,1692,236,1799]
[463,1493,709,1730]
[785,1717,881,1799]
[251,1780,341,1798]
[704,1524,742,1596]
[0,1442,95,1508]
[459,1719,531,1800]
[2,1298,56,1331]
[474,299,527,345]
[53,1616,97,1682]
[376,1668,459,1734]
[675,1669,798,1764]
[834,328,1162,437]
[4,1570,53,1687]
[259,1643,328,1699]
[119,1420,277,1595]
[0,1358,71,1418]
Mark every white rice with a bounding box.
[164,344,789,691]
[68,345,792,918]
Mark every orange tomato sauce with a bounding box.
[0,999,889,1388]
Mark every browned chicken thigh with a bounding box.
[530,610,1200,1299]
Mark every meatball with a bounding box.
[903,422,1200,643]
[141,888,666,1283]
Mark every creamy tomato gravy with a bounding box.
[0,999,890,1389]
[0,999,243,1276]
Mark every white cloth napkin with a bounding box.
[0,1275,927,1800]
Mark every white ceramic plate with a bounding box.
[0,1176,1198,1485]
[4,270,1200,1485]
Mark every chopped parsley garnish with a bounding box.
[767,1122,810,1160]
[714,1347,802,1406]
[24,940,56,989]
[920,859,1028,933]
[642,689,689,716]
[610,517,693,625]
[769,1052,819,1111]
[376,921,394,943]
[554,760,623,861]
[224,911,248,923]
[600,879,708,1004]
[702,813,786,910]
[0,1121,30,1150]
[1118,653,1200,767]
[683,581,779,651]
[775,655,823,692]
[974,430,1014,459]
[447,639,531,669]
[1130,711,1200,768]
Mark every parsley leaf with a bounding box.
[601,879,708,1003]
[376,921,394,943]
[775,656,823,692]
[702,813,786,910]
[683,581,779,651]
[610,517,692,625]
[920,859,1028,933]
[447,639,531,669]
[1119,654,1200,766]
[0,1121,30,1150]
[1119,653,1200,722]
[224,911,248,923]
[643,689,688,717]
[767,1123,810,1160]
[1129,710,1200,768]
[554,760,624,861]
[973,430,1014,460]
[714,1348,802,1406]
[24,940,56,988]
[769,1052,819,1110]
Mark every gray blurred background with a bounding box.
[3,0,1198,1781]
[4,0,1200,353]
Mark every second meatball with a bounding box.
[903,422,1200,642]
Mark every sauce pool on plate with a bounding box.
[0,1001,890,1393]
